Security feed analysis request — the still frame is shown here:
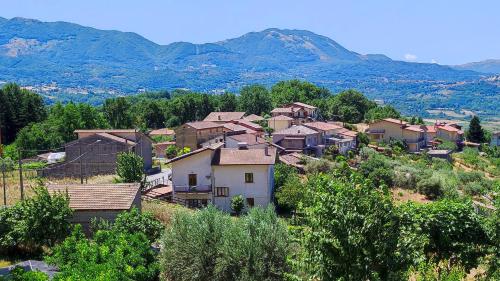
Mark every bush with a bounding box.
[359,154,394,187]
[116,152,144,183]
[416,177,443,199]
[393,165,420,189]
[47,225,158,281]
[0,187,72,251]
[463,181,486,196]
[231,195,245,215]
[160,205,289,281]
[92,208,164,243]
[304,158,333,174]
[437,140,457,151]
[164,145,178,159]
[0,266,49,281]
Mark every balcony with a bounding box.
[174,185,212,193]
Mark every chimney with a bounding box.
[255,134,258,142]
[238,142,248,150]
[265,146,269,156]
[218,115,221,121]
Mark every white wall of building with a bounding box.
[212,165,273,212]
[171,150,214,191]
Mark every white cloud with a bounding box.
[404,53,418,61]
[431,59,438,64]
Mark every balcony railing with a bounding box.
[174,185,212,193]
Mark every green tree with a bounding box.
[364,105,401,122]
[47,225,158,281]
[103,97,133,129]
[0,83,46,144]
[116,152,144,183]
[466,116,486,143]
[15,122,64,158]
[217,92,238,112]
[270,80,330,106]
[160,205,289,281]
[238,84,272,115]
[0,187,72,250]
[329,89,376,123]
[301,174,402,280]
[231,195,245,215]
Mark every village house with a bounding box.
[270,102,318,124]
[243,114,265,122]
[175,121,225,150]
[148,128,175,138]
[230,119,265,136]
[272,125,322,155]
[491,132,500,147]
[224,133,268,149]
[222,123,257,135]
[47,183,141,234]
[203,112,246,123]
[167,143,276,211]
[303,122,358,154]
[366,118,426,152]
[39,129,153,178]
[153,141,176,158]
[268,115,293,132]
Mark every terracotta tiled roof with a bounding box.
[226,133,267,145]
[271,107,294,113]
[273,125,319,135]
[244,114,265,122]
[425,125,437,133]
[382,118,408,125]
[336,128,358,138]
[149,128,175,136]
[268,115,294,121]
[303,122,342,132]
[47,184,140,210]
[223,123,256,134]
[233,119,263,130]
[75,129,138,134]
[186,121,223,130]
[404,125,424,133]
[166,143,223,164]
[290,102,317,109]
[212,147,276,165]
[96,132,136,145]
[438,125,461,133]
[203,112,245,122]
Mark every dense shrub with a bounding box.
[359,154,394,187]
[0,187,72,251]
[0,266,49,281]
[231,195,245,215]
[116,152,144,183]
[393,165,420,189]
[92,208,164,243]
[416,177,443,199]
[399,200,490,271]
[304,158,334,174]
[47,225,158,281]
[160,205,289,281]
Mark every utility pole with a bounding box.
[2,160,6,206]
[18,149,24,200]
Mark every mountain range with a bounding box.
[0,17,499,119]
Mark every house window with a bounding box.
[188,174,197,186]
[215,187,229,197]
[245,173,254,183]
[186,199,208,208]
[246,198,255,207]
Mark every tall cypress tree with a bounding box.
[467,116,485,143]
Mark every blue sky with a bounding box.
[1,0,498,65]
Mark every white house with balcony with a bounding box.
[167,143,276,211]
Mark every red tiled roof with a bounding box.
[303,122,342,132]
[227,133,267,145]
[95,132,136,145]
[382,118,408,125]
[336,128,358,137]
[232,119,263,130]
[268,115,294,121]
[47,184,140,210]
[274,125,319,135]
[166,143,223,164]
[290,102,317,109]
[149,128,175,136]
[213,147,276,165]
[271,107,294,113]
[404,125,424,133]
[244,114,265,122]
[425,126,437,133]
[438,125,461,133]
[186,121,223,130]
[223,123,257,134]
[203,112,245,122]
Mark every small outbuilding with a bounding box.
[47,183,141,234]
[427,149,453,162]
